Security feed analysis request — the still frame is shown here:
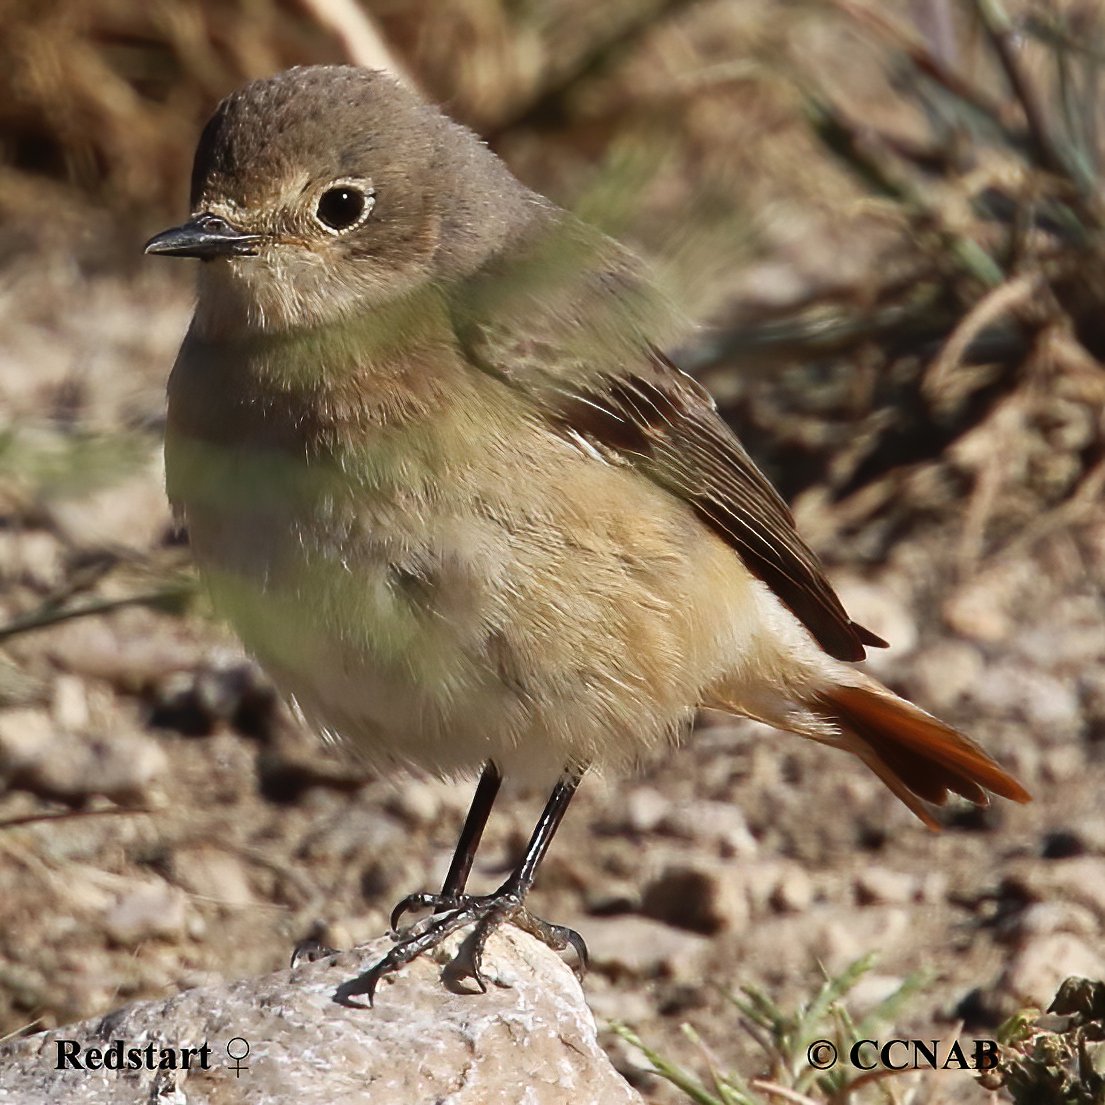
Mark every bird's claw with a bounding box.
[339,888,588,1005]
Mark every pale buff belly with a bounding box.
[175,414,819,785]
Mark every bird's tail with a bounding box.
[810,675,1031,830]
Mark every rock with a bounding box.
[385,782,445,826]
[846,973,909,1018]
[829,576,918,664]
[610,787,670,835]
[0,710,167,804]
[1038,857,1105,920]
[149,657,277,738]
[0,529,65,590]
[44,617,201,690]
[583,880,641,917]
[0,659,48,709]
[584,916,709,979]
[1008,902,1098,941]
[103,880,189,944]
[768,865,815,914]
[1002,934,1105,1008]
[909,641,985,711]
[171,848,256,910]
[658,800,758,858]
[46,464,171,552]
[0,930,642,1105]
[51,674,90,731]
[854,867,919,906]
[809,907,912,974]
[640,861,749,935]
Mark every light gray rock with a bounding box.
[103,879,189,944]
[584,916,710,979]
[0,710,167,804]
[0,930,642,1105]
[1001,933,1105,1008]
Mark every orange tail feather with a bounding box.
[816,679,1031,830]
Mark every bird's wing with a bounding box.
[449,243,884,663]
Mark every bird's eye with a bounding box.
[314,183,374,232]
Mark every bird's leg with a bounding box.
[387,759,503,922]
[338,765,588,1004]
[292,761,502,969]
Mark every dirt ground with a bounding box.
[2,3,1104,1103]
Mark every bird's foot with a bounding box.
[289,936,340,968]
[335,888,588,1005]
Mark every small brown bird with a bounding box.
[146,65,1030,1002]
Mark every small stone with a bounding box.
[386,780,447,826]
[810,907,911,973]
[1009,902,1098,941]
[584,880,641,917]
[47,465,171,552]
[46,617,200,689]
[1003,934,1105,1008]
[909,642,985,711]
[104,880,188,944]
[769,866,814,913]
[846,974,908,1018]
[584,915,709,979]
[621,787,670,834]
[0,712,167,804]
[640,861,749,935]
[854,867,919,906]
[4,530,65,589]
[172,847,255,909]
[149,657,276,738]
[830,576,918,663]
[50,674,89,731]
[659,800,758,858]
[1043,857,1105,919]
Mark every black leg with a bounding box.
[338,764,588,1005]
[439,760,502,902]
[503,768,580,895]
[291,760,501,971]
[388,760,504,925]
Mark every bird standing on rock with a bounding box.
[146,64,1030,1003]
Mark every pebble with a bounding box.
[909,641,985,711]
[767,865,815,914]
[104,880,188,944]
[1008,902,1098,941]
[830,576,918,664]
[46,618,200,689]
[658,800,758,858]
[171,847,255,910]
[1040,857,1105,919]
[584,915,709,979]
[854,867,919,906]
[640,860,749,935]
[47,466,171,552]
[620,787,671,835]
[810,907,911,973]
[0,709,167,803]
[51,674,90,731]
[1002,933,1105,1008]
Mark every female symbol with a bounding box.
[225,1037,250,1077]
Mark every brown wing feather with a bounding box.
[449,226,883,661]
[505,342,881,661]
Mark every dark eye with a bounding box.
[315,184,373,232]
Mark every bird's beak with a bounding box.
[144,214,263,260]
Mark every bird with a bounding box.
[145,64,1030,1003]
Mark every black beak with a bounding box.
[144,214,263,260]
